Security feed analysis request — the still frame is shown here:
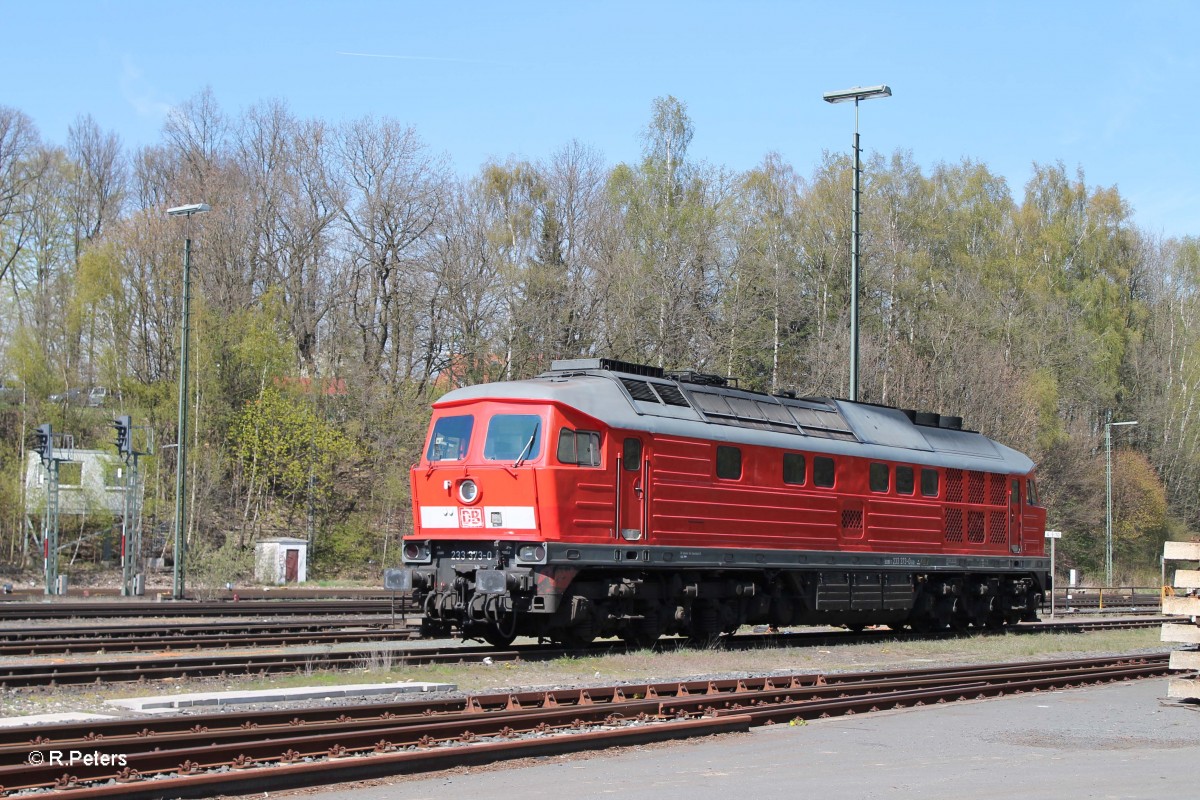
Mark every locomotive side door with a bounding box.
[617,436,646,541]
[1008,478,1023,553]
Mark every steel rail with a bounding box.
[2,612,1152,659]
[0,600,405,620]
[1,655,1168,750]
[0,653,1171,798]
[0,617,1171,689]
[0,625,419,656]
[0,617,396,641]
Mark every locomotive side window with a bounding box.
[426,414,474,462]
[1027,478,1040,506]
[716,445,742,480]
[783,452,806,485]
[622,437,642,471]
[484,414,542,462]
[813,456,835,488]
[557,428,601,467]
[921,468,939,497]
[896,465,915,495]
[869,463,889,493]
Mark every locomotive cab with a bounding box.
[403,397,615,645]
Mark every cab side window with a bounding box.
[623,438,643,471]
[557,428,601,466]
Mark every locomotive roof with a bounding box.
[432,360,1035,475]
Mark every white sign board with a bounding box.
[1045,530,1062,539]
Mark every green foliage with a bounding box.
[188,534,254,599]
[6,324,55,401]
[1022,369,1067,452]
[228,385,352,512]
[1112,450,1171,575]
[312,512,378,577]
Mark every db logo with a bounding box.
[459,507,484,528]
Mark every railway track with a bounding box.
[0,618,420,656]
[0,652,1171,798]
[0,616,1171,689]
[0,599,407,621]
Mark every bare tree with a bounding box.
[337,116,446,383]
[0,107,47,286]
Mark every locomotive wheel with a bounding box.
[482,626,517,648]
[559,616,598,649]
[561,630,596,649]
[687,603,722,647]
[622,608,661,649]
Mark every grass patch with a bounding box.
[391,626,1167,693]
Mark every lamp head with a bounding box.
[167,203,211,216]
[823,85,892,104]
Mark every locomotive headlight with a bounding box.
[402,540,431,563]
[457,479,480,504]
[516,544,547,564]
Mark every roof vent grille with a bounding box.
[655,384,691,407]
[620,379,660,403]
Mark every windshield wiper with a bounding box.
[513,424,539,468]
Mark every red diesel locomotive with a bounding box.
[398,358,1049,646]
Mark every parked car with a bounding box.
[49,389,84,405]
[87,387,110,407]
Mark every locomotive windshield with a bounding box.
[426,414,474,462]
[483,414,542,462]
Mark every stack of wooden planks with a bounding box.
[1162,541,1200,700]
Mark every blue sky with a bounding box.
[3,1,1197,237]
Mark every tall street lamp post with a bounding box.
[823,85,891,402]
[1105,419,1137,587]
[166,203,210,600]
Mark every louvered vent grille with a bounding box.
[988,511,1007,543]
[968,471,985,504]
[945,508,964,542]
[967,510,985,543]
[946,469,964,502]
[620,379,660,403]
[656,385,691,407]
[989,475,1007,505]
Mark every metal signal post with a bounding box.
[1105,419,1137,586]
[114,415,147,597]
[34,423,70,595]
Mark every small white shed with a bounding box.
[254,537,308,584]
